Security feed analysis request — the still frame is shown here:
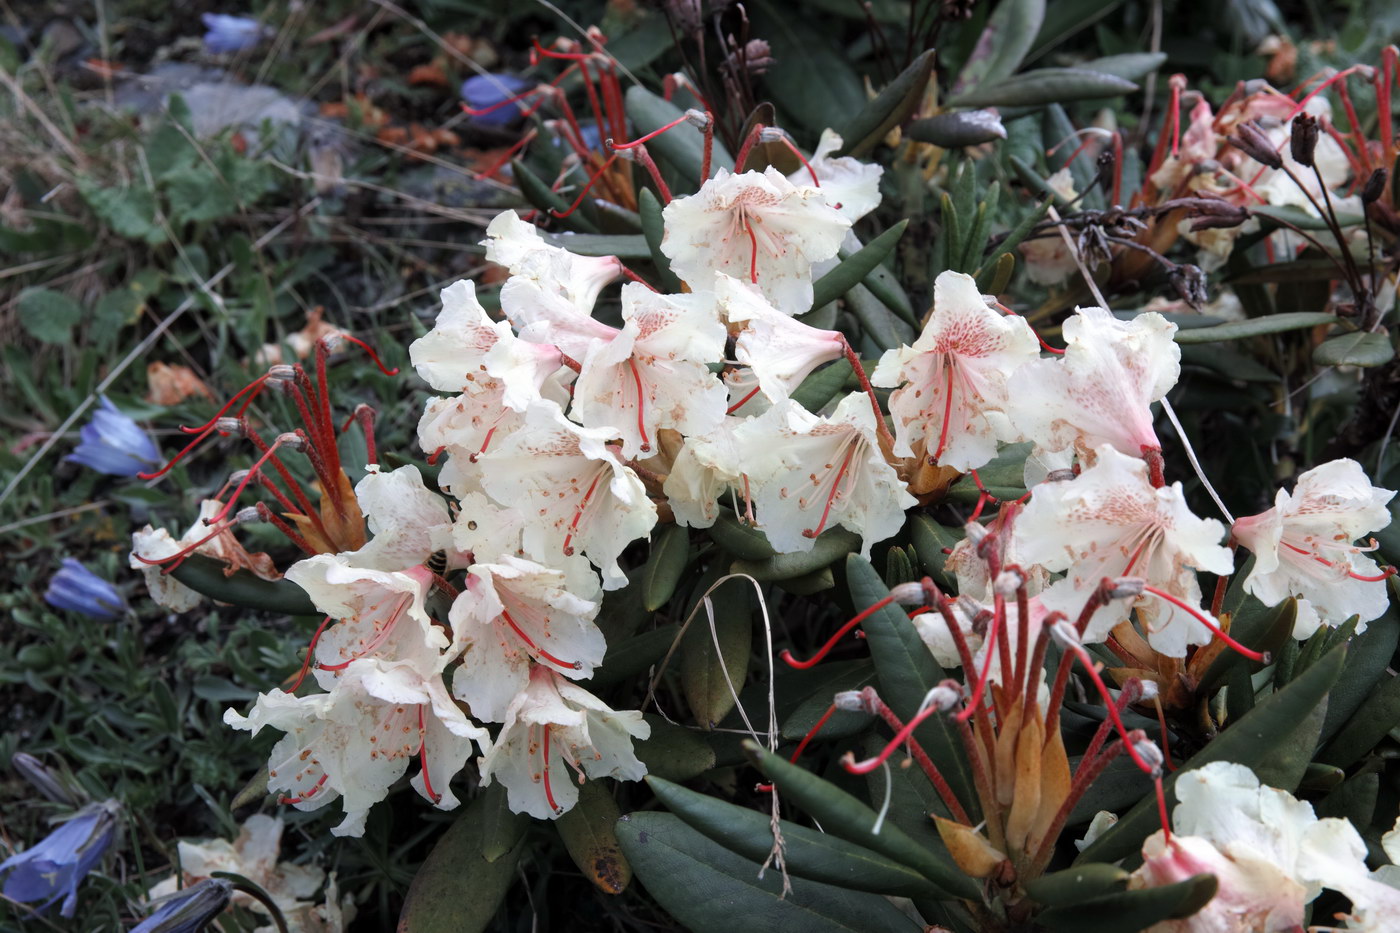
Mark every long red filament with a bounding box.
[627,358,651,453]
[955,598,1003,723]
[1280,541,1396,582]
[780,594,898,669]
[462,83,545,117]
[501,609,580,670]
[1062,640,1162,775]
[1141,585,1266,661]
[562,471,604,556]
[541,725,562,814]
[843,696,949,775]
[287,617,332,692]
[726,384,763,414]
[205,436,290,527]
[551,153,618,218]
[335,333,400,376]
[279,772,328,805]
[932,363,955,464]
[176,374,271,436]
[745,217,759,283]
[803,444,856,539]
[138,423,220,480]
[779,135,821,186]
[611,112,691,149]
[418,706,440,803]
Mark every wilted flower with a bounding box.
[133,878,234,933]
[65,396,161,476]
[0,799,121,917]
[44,558,126,620]
[461,74,533,127]
[200,13,269,55]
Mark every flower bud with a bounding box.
[133,878,234,933]
[1227,121,1282,170]
[11,753,79,806]
[1361,167,1388,204]
[1289,113,1319,168]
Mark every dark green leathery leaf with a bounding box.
[646,776,942,898]
[642,524,690,611]
[836,50,936,158]
[170,554,314,615]
[681,570,753,728]
[616,811,922,933]
[398,791,524,933]
[810,221,909,312]
[556,781,631,894]
[1036,874,1217,932]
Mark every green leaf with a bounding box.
[163,165,236,225]
[836,50,937,158]
[477,783,529,863]
[398,792,524,933]
[751,2,867,134]
[1313,331,1395,367]
[169,555,316,615]
[730,528,863,582]
[635,715,717,781]
[1026,0,1125,61]
[1321,606,1400,743]
[1077,642,1346,865]
[556,781,631,894]
[780,659,877,741]
[17,288,83,344]
[1320,668,1400,770]
[811,221,909,311]
[1024,863,1129,906]
[846,282,915,351]
[643,524,691,612]
[1077,52,1168,82]
[742,741,979,900]
[845,555,977,816]
[78,181,166,244]
[648,776,942,898]
[511,159,600,233]
[1195,597,1296,695]
[1172,312,1337,344]
[1037,874,1218,932]
[624,86,733,183]
[952,0,1045,94]
[592,626,679,690]
[948,68,1138,109]
[907,110,1008,149]
[616,811,921,933]
[638,188,683,292]
[708,510,779,561]
[681,572,753,728]
[791,360,855,414]
[975,195,1052,280]
[908,515,962,593]
[541,232,651,258]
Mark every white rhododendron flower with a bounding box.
[479,402,657,589]
[480,665,649,820]
[1009,308,1180,465]
[913,595,1050,703]
[1014,445,1232,655]
[449,554,606,722]
[130,499,277,612]
[571,284,728,458]
[225,658,489,837]
[734,393,915,557]
[1232,457,1395,637]
[662,420,744,529]
[660,167,849,314]
[786,128,884,222]
[344,464,456,570]
[872,271,1040,472]
[722,274,846,403]
[1130,761,1400,932]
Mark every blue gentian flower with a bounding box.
[44,558,127,620]
[201,13,267,54]
[461,73,533,126]
[0,800,121,917]
[132,878,233,933]
[65,396,161,476]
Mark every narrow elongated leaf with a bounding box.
[1194,597,1296,694]
[638,189,683,292]
[541,232,650,258]
[616,811,921,933]
[1251,204,1365,230]
[647,776,941,898]
[1024,863,1129,906]
[1076,644,1345,865]
[751,2,866,134]
[556,781,631,894]
[846,555,977,813]
[791,360,855,413]
[708,510,779,561]
[477,784,528,863]
[906,111,1007,148]
[730,528,863,582]
[170,555,316,615]
[952,0,1045,94]
[643,524,691,611]
[742,741,980,899]
[1172,312,1336,343]
[811,221,909,311]
[398,793,523,933]
[780,659,877,741]
[845,281,916,350]
[636,715,717,781]
[948,68,1138,109]
[1319,669,1400,770]
[838,50,937,157]
[1077,52,1168,82]
[1320,607,1400,742]
[511,159,599,233]
[624,86,734,182]
[1036,874,1218,932]
[590,626,679,690]
[1313,331,1395,367]
[907,516,962,598]
[681,572,753,728]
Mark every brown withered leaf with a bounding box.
[1027,712,1072,854]
[933,816,1006,879]
[146,362,214,406]
[251,308,348,367]
[408,62,449,88]
[1003,712,1045,853]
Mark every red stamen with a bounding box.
[206,436,292,527]
[474,129,538,182]
[531,36,589,61]
[780,594,899,669]
[469,427,497,463]
[176,374,271,436]
[1280,541,1397,581]
[620,266,659,291]
[501,609,581,670]
[255,502,319,556]
[931,364,955,464]
[627,358,651,453]
[418,706,440,804]
[611,112,691,150]
[551,153,619,218]
[1379,47,1396,152]
[541,725,562,814]
[462,84,545,117]
[334,333,399,376]
[954,598,1003,723]
[1141,584,1267,662]
[778,135,820,186]
[562,471,603,556]
[1286,66,1370,122]
[132,516,239,575]
[802,444,856,539]
[138,422,220,480]
[427,446,447,465]
[843,695,950,775]
[279,771,328,805]
[745,217,759,283]
[1061,640,1161,774]
[1155,773,1171,844]
[285,617,332,693]
[726,384,763,415]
